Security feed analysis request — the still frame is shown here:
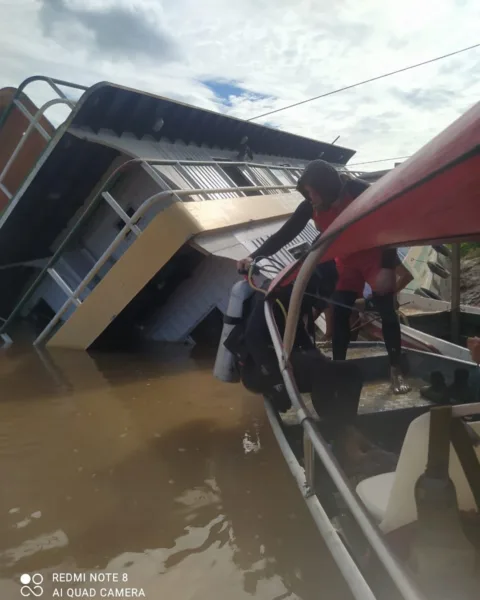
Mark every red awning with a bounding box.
[318,101,480,262]
[269,102,480,292]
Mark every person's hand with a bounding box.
[236,256,253,274]
[355,298,366,313]
[467,337,480,364]
[373,268,396,295]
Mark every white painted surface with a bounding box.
[147,255,240,342]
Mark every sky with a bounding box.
[1,0,479,169]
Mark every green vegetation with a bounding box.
[461,243,480,258]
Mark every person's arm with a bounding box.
[250,200,313,259]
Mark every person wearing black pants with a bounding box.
[236,286,393,471]
[237,161,413,393]
[333,292,402,364]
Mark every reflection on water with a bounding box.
[0,344,351,599]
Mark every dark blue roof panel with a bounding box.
[70,82,355,163]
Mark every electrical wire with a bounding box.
[247,261,288,321]
[348,156,412,167]
[248,42,480,121]
[253,255,286,271]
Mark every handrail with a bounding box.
[264,399,377,600]
[264,300,426,600]
[0,98,73,197]
[0,154,300,340]
[0,75,87,134]
[33,181,295,345]
[130,158,303,172]
[283,238,334,357]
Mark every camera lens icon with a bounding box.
[20,574,44,597]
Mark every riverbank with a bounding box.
[461,255,480,306]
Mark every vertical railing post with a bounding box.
[303,432,315,497]
[451,243,461,343]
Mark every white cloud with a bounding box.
[1,0,479,169]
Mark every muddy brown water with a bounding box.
[0,344,352,600]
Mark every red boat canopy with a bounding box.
[319,100,480,262]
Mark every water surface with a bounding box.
[0,345,352,599]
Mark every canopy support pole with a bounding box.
[450,243,461,344]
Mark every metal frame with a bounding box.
[264,298,426,600]
[450,243,461,343]
[0,154,301,344]
[0,75,87,133]
[0,76,87,204]
[263,399,377,600]
[0,98,73,200]
[33,180,295,346]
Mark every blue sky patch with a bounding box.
[202,79,269,105]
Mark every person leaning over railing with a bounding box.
[237,160,411,394]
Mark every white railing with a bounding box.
[264,299,427,600]
[28,157,299,345]
[0,156,304,345]
[0,75,88,200]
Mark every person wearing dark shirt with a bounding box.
[230,280,395,473]
[237,160,410,394]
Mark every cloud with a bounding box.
[37,0,179,62]
[1,0,479,170]
[391,88,457,109]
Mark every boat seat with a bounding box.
[356,472,395,522]
[355,414,480,533]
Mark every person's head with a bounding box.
[296,159,344,211]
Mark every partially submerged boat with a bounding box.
[255,99,480,599]
[0,75,454,352]
[361,291,480,363]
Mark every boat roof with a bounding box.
[68,82,355,162]
[0,79,354,268]
[319,100,480,261]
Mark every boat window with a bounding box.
[153,165,192,192]
[241,166,284,194]
[181,164,239,200]
[270,168,298,186]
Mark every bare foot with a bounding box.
[391,366,411,394]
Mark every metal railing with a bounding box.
[0,155,302,345]
[0,76,88,201]
[0,75,87,132]
[33,181,296,345]
[264,399,377,600]
[264,299,426,600]
[0,98,74,200]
